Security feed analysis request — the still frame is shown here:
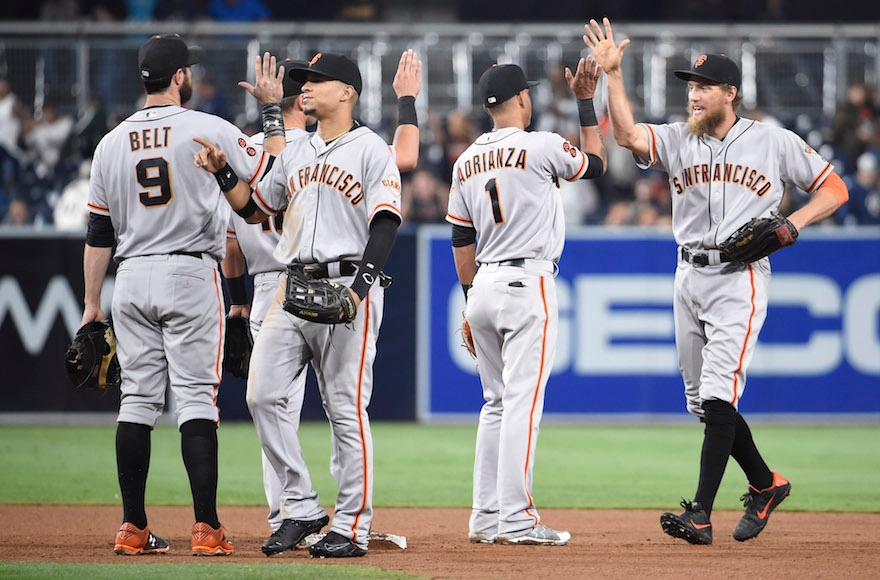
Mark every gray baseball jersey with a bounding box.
[635,119,834,249]
[446,126,594,539]
[446,127,590,263]
[245,124,401,550]
[635,118,835,414]
[231,127,400,533]
[89,105,268,262]
[88,104,266,428]
[253,126,403,264]
[227,128,311,276]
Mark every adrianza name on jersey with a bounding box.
[457,147,528,184]
[672,162,773,196]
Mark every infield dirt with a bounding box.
[1,506,877,578]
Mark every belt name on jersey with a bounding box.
[672,162,773,196]
[292,162,363,205]
[457,147,528,184]
[129,127,172,151]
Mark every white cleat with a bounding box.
[496,524,570,546]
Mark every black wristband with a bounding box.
[261,101,285,138]
[397,95,417,127]
[462,283,472,302]
[234,196,258,219]
[213,163,240,193]
[577,98,598,127]
[226,275,249,305]
[350,262,379,300]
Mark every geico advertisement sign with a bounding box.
[0,275,115,355]
[446,273,880,377]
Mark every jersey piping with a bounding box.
[350,293,372,544]
[731,264,758,405]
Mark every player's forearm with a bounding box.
[579,125,607,174]
[392,124,419,172]
[221,238,246,278]
[83,244,112,309]
[786,187,845,230]
[604,70,647,156]
[452,244,478,286]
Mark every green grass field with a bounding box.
[1,421,879,577]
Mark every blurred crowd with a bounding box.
[2,54,880,230]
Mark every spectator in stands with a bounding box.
[71,93,110,160]
[401,166,448,223]
[1,197,31,226]
[206,0,269,21]
[533,64,578,136]
[604,175,671,227]
[193,75,230,122]
[0,78,27,207]
[22,101,74,181]
[53,159,92,230]
[153,0,207,20]
[839,151,880,225]
[437,109,477,183]
[829,82,879,175]
[336,0,378,20]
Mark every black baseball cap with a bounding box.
[138,34,203,82]
[674,54,741,91]
[289,53,363,95]
[281,59,309,98]
[479,64,539,108]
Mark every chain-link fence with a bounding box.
[1,21,879,129]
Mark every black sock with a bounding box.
[116,421,152,530]
[730,412,772,490]
[694,399,737,517]
[180,419,220,529]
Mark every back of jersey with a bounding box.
[447,127,589,264]
[89,105,265,261]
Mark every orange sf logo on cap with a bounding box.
[309,53,322,66]
[694,55,708,68]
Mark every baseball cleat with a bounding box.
[733,471,791,541]
[308,531,367,558]
[114,522,169,555]
[468,530,497,544]
[191,522,234,556]
[660,499,713,545]
[496,524,571,546]
[262,515,330,556]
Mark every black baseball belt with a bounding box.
[680,247,732,267]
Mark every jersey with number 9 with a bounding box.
[88,105,268,262]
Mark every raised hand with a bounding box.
[582,17,630,75]
[192,137,228,173]
[238,52,285,104]
[565,55,602,100]
[393,49,422,99]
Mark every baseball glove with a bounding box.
[282,270,358,324]
[223,316,253,379]
[719,213,798,264]
[64,320,121,391]
[460,312,476,358]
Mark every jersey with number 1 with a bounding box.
[88,105,268,261]
[445,127,591,263]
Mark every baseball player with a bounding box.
[446,61,607,545]
[80,34,285,556]
[219,50,422,556]
[583,18,849,544]
[195,52,403,558]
